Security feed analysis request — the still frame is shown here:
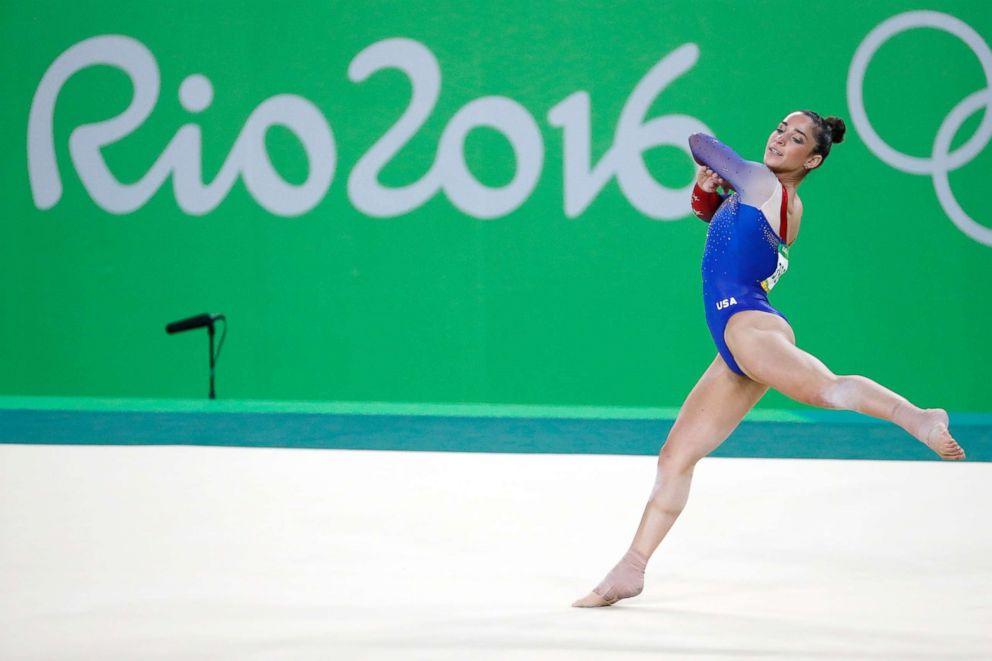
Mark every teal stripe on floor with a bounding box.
[1,397,989,461]
[0,396,813,422]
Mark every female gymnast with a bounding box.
[572,110,966,608]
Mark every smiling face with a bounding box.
[763,111,823,175]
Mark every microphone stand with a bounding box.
[165,313,225,400]
[208,322,216,400]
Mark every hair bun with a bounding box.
[825,116,846,144]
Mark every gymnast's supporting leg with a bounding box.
[725,311,965,460]
[573,355,768,608]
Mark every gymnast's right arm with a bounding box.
[690,170,725,222]
[688,133,775,206]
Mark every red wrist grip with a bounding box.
[691,183,721,222]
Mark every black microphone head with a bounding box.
[166,313,215,334]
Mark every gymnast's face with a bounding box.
[763,112,823,174]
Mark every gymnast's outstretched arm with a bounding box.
[688,133,777,207]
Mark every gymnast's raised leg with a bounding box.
[724,310,965,460]
[573,314,965,608]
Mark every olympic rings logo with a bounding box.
[848,11,992,246]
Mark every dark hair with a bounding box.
[800,110,846,168]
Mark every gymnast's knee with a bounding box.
[649,456,692,516]
[810,375,856,410]
[657,443,698,477]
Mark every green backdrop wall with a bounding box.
[2,1,989,410]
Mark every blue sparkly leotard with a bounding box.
[689,133,792,376]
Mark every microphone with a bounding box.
[165,313,224,334]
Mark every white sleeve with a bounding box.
[688,133,778,208]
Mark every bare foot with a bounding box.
[917,409,966,460]
[571,549,646,608]
[572,591,614,608]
